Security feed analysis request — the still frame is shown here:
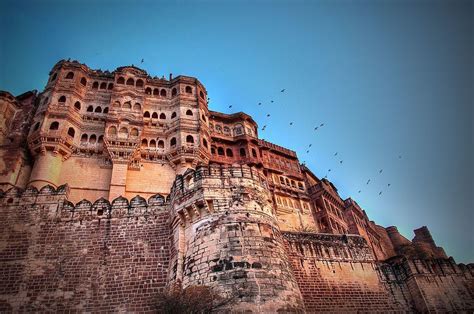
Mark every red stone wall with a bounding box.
[0,187,170,312]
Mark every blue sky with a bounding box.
[1,0,472,262]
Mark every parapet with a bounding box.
[0,183,169,220]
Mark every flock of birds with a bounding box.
[136,58,401,200]
[219,86,403,200]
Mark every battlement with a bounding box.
[0,183,169,220]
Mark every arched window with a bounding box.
[113,101,120,107]
[152,112,158,119]
[211,146,216,154]
[199,90,204,99]
[201,114,207,122]
[159,113,166,120]
[95,106,102,113]
[32,122,40,131]
[172,88,177,96]
[252,148,257,158]
[65,72,74,79]
[117,77,125,84]
[133,103,141,110]
[186,109,193,116]
[136,79,144,87]
[145,87,152,95]
[74,101,81,110]
[157,140,164,148]
[170,137,177,147]
[87,105,94,112]
[130,128,139,136]
[144,111,150,118]
[141,139,148,148]
[51,73,57,81]
[103,107,109,114]
[217,147,224,156]
[100,82,107,89]
[226,148,233,157]
[171,112,177,119]
[80,77,87,86]
[186,135,194,144]
[119,127,128,137]
[126,78,134,86]
[58,95,66,103]
[203,138,208,148]
[185,86,192,94]
[89,134,97,143]
[123,101,131,109]
[150,139,156,147]
[153,88,159,96]
[108,83,114,90]
[160,89,167,97]
[49,121,59,130]
[67,127,75,138]
[108,126,117,136]
[81,134,88,142]
[240,148,246,157]
[92,82,99,89]
[98,135,104,144]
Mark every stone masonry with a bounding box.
[0,60,472,312]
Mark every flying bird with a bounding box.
[289,122,293,126]
[387,183,391,187]
[334,152,338,156]
[398,155,402,159]
[266,114,271,117]
[281,89,285,93]
[229,105,232,108]
[339,160,343,164]
[379,169,383,174]
[328,169,331,172]
[309,144,312,148]
[320,123,325,127]
[379,191,383,196]
[314,127,319,131]
[270,100,274,103]
[141,58,144,63]
[366,179,371,185]
[258,102,262,106]
[306,150,310,153]
[358,190,362,193]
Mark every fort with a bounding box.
[0,59,472,312]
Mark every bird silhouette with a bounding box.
[266,114,271,117]
[366,179,371,185]
[379,191,383,196]
[339,160,343,164]
[289,122,293,126]
[270,100,274,103]
[358,190,362,193]
[306,150,310,153]
[314,127,319,131]
[141,58,144,63]
[258,102,262,106]
[328,169,331,172]
[387,183,391,187]
[229,105,232,108]
[379,169,383,174]
[334,152,338,156]
[309,144,312,147]
[398,155,402,159]
[320,123,325,127]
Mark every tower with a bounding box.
[168,164,305,312]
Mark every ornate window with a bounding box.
[159,113,166,120]
[157,140,164,148]
[145,87,152,95]
[160,89,167,97]
[58,95,66,103]
[49,121,59,130]
[67,127,75,138]
[239,148,246,157]
[171,112,177,119]
[144,111,150,118]
[186,135,194,144]
[117,77,125,84]
[136,79,144,87]
[65,72,74,79]
[172,88,177,97]
[226,148,233,157]
[92,82,99,89]
[185,86,192,94]
[153,88,159,96]
[74,101,81,110]
[80,77,87,86]
[170,137,177,147]
[152,112,158,119]
[126,78,134,86]
[186,109,193,116]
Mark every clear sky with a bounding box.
[1,0,472,262]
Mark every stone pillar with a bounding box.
[109,162,127,201]
[28,152,63,188]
